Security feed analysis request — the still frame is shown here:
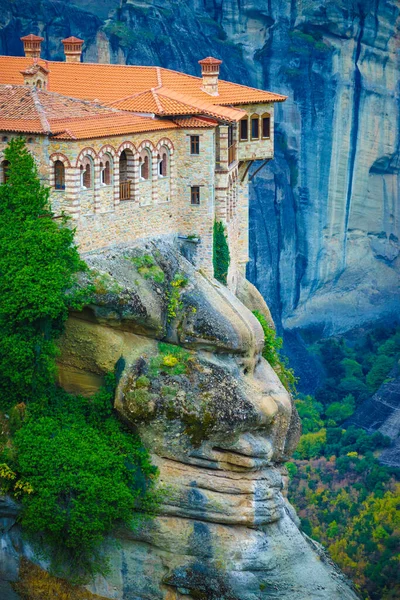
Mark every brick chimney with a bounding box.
[62,36,84,63]
[198,56,222,96]
[21,34,44,59]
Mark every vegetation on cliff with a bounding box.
[213,221,230,285]
[253,310,297,393]
[0,139,158,582]
[287,327,400,600]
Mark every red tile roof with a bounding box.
[62,36,84,44]
[111,86,246,121]
[0,85,179,139]
[198,56,223,65]
[20,34,44,42]
[0,56,286,116]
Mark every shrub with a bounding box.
[213,221,230,285]
[7,383,158,582]
[253,311,297,393]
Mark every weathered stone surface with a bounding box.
[53,242,359,599]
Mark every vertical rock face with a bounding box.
[1,0,398,337]
[48,241,359,599]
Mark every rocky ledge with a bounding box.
[1,239,359,599]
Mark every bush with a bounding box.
[253,311,297,393]
[213,221,230,285]
[6,383,158,582]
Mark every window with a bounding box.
[2,136,8,143]
[80,162,91,188]
[190,136,200,155]
[54,160,65,190]
[191,186,200,205]
[251,115,259,140]
[36,80,42,89]
[100,159,111,185]
[139,150,150,180]
[1,160,10,184]
[262,114,271,139]
[158,150,168,177]
[240,118,248,141]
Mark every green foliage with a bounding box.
[0,138,86,405]
[3,382,158,582]
[288,458,400,600]
[325,394,356,425]
[286,462,298,479]
[150,342,192,377]
[213,221,230,285]
[166,274,188,322]
[130,254,165,284]
[366,355,394,391]
[253,311,297,393]
[295,428,327,459]
[295,394,324,433]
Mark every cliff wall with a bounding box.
[1,0,398,337]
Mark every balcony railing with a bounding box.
[228,142,236,166]
[119,180,132,201]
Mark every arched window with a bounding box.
[1,160,10,184]
[100,157,112,185]
[158,148,169,177]
[251,114,259,140]
[262,113,271,139]
[139,150,150,180]
[80,157,93,189]
[239,117,248,141]
[36,80,42,89]
[54,160,65,190]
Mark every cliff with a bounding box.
[0,240,359,599]
[0,0,398,338]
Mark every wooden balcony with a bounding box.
[119,180,132,201]
[228,142,237,166]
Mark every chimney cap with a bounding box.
[62,36,84,44]
[21,34,44,42]
[198,56,223,66]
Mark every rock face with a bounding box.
[47,240,358,600]
[1,0,399,338]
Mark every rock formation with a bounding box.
[1,240,353,600]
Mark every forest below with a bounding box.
[287,328,400,600]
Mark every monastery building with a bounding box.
[0,34,286,289]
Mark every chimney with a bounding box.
[21,34,44,59]
[198,56,222,96]
[62,36,84,63]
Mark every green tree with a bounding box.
[295,428,326,459]
[366,355,394,391]
[341,358,363,379]
[295,394,324,433]
[213,221,230,285]
[325,394,356,425]
[0,138,85,405]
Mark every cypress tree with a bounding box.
[0,138,85,404]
